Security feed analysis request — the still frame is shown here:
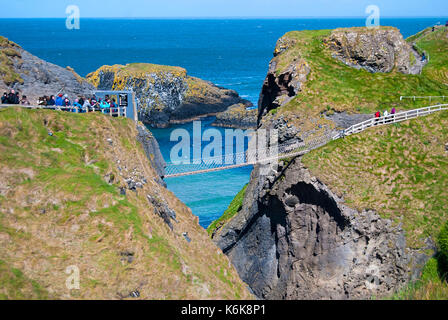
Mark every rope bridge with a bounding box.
[165,104,448,178]
[2,102,446,178]
[164,131,334,178]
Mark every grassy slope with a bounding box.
[0,107,251,300]
[302,111,448,248]
[391,257,448,300]
[302,111,448,299]
[207,184,247,236]
[0,259,48,299]
[275,27,448,118]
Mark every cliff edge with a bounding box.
[0,107,252,300]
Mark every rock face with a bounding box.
[0,36,95,103]
[212,27,438,300]
[213,158,430,300]
[212,103,257,129]
[324,27,426,75]
[136,123,166,185]
[87,63,249,128]
[258,36,311,123]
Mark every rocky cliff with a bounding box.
[211,26,448,300]
[86,63,250,128]
[213,158,435,300]
[324,27,426,75]
[0,107,252,300]
[0,36,95,103]
[257,27,447,147]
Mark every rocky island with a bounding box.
[86,63,251,128]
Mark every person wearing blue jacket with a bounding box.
[55,94,63,106]
[73,99,83,113]
[100,99,110,114]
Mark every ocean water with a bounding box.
[150,117,253,228]
[0,17,445,228]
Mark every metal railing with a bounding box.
[0,104,127,117]
[400,96,447,102]
[333,104,448,140]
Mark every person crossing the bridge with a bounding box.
[383,110,390,124]
[374,111,381,125]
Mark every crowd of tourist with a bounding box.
[1,89,121,113]
[37,93,120,112]
[1,89,31,105]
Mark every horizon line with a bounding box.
[0,16,447,19]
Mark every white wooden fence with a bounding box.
[333,104,448,140]
[400,96,447,102]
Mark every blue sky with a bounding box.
[0,0,447,18]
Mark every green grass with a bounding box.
[207,184,248,236]
[391,221,448,300]
[274,27,448,118]
[302,111,448,248]
[0,107,142,235]
[0,107,254,300]
[0,260,48,300]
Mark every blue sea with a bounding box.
[0,17,445,228]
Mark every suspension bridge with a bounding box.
[2,101,447,178]
[164,104,448,178]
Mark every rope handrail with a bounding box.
[166,104,448,178]
[5,103,445,178]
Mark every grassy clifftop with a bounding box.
[0,107,251,300]
[272,26,448,118]
[302,110,448,298]
[302,110,448,248]
[86,63,188,89]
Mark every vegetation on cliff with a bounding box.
[302,111,448,248]
[266,26,448,122]
[207,184,247,236]
[86,63,187,89]
[0,36,24,86]
[0,107,251,300]
[392,220,448,300]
